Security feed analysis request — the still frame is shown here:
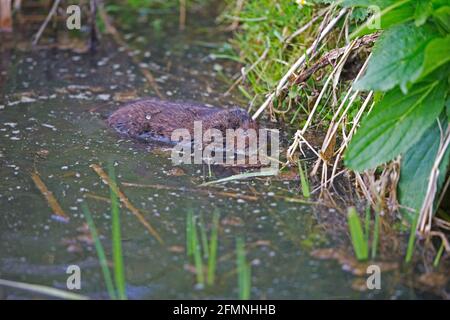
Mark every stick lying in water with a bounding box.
[89,164,164,245]
[121,182,259,201]
[31,171,69,221]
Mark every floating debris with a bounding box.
[31,172,69,221]
[90,164,163,244]
[41,123,57,131]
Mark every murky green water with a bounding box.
[0,6,425,300]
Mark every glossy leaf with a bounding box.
[343,0,398,8]
[419,35,450,79]
[433,5,450,32]
[354,23,439,93]
[414,0,433,26]
[398,117,450,222]
[345,81,446,171]
[350,0,415,38]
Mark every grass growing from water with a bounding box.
[371,210,380,259]
[347,207,368,261]
[236,237,251,300]
[405,216,419,264]
[186,209,221,287]
[192,216,205,286]
[108,163,127,300]
[186,210,204,285]
[433,242,445,268]
[207,210,220,286]
[81,202,117,300]
[298,161,310,198]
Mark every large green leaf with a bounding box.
[354,23,439,93]
[432,5,450,32]
[414,0,433,26]
[345,80,446,171]
[343,0,399,8]
[398,117,450,222]
[419,35,450,79]
[350,0,416,37]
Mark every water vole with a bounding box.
[107,98,257,142]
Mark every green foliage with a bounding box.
[433,241,445,267]
[405,215,419,263]
[221,0,314,101]
[349,0,416,37]
[354,23,439,93]
[343,0,398,8]
[398,118,450,222]
[186,210,220,287]
[345,0,450,221]
[207,210,220,286]
[346,80,446,171]
[108,163,127,300]
[82,203,117,300]
[298,161,311,198]
[347,207,369,261]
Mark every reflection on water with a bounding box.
[0,5,420,300]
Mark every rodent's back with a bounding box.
[107,98,257,140]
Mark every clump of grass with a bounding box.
[108,163,127,300]
[220,0,316,106]
[186,210,204,286]
[347,206,382,261]
[347,207,369,261]
[186,209,221,287]
[236,237,251,300]
[81,202,117,300]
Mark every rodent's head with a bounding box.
[222,108,258,132]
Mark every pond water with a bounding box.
[0,5,424,299]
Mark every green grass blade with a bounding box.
[207,210,220,286]
[364,206,371,245]
[298,161,310,198]
[371,210,380,259]
[236,237,251,300]
[199,169,278,186]
[347,207,368,261]
[0,279,89,300]
[186,210,194,257]
[199,214,209,259]
[81,202,117,300]
[405,215,419,263]
[108,163,127,300]
[433,241,445,268]
[192,214,205,287]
